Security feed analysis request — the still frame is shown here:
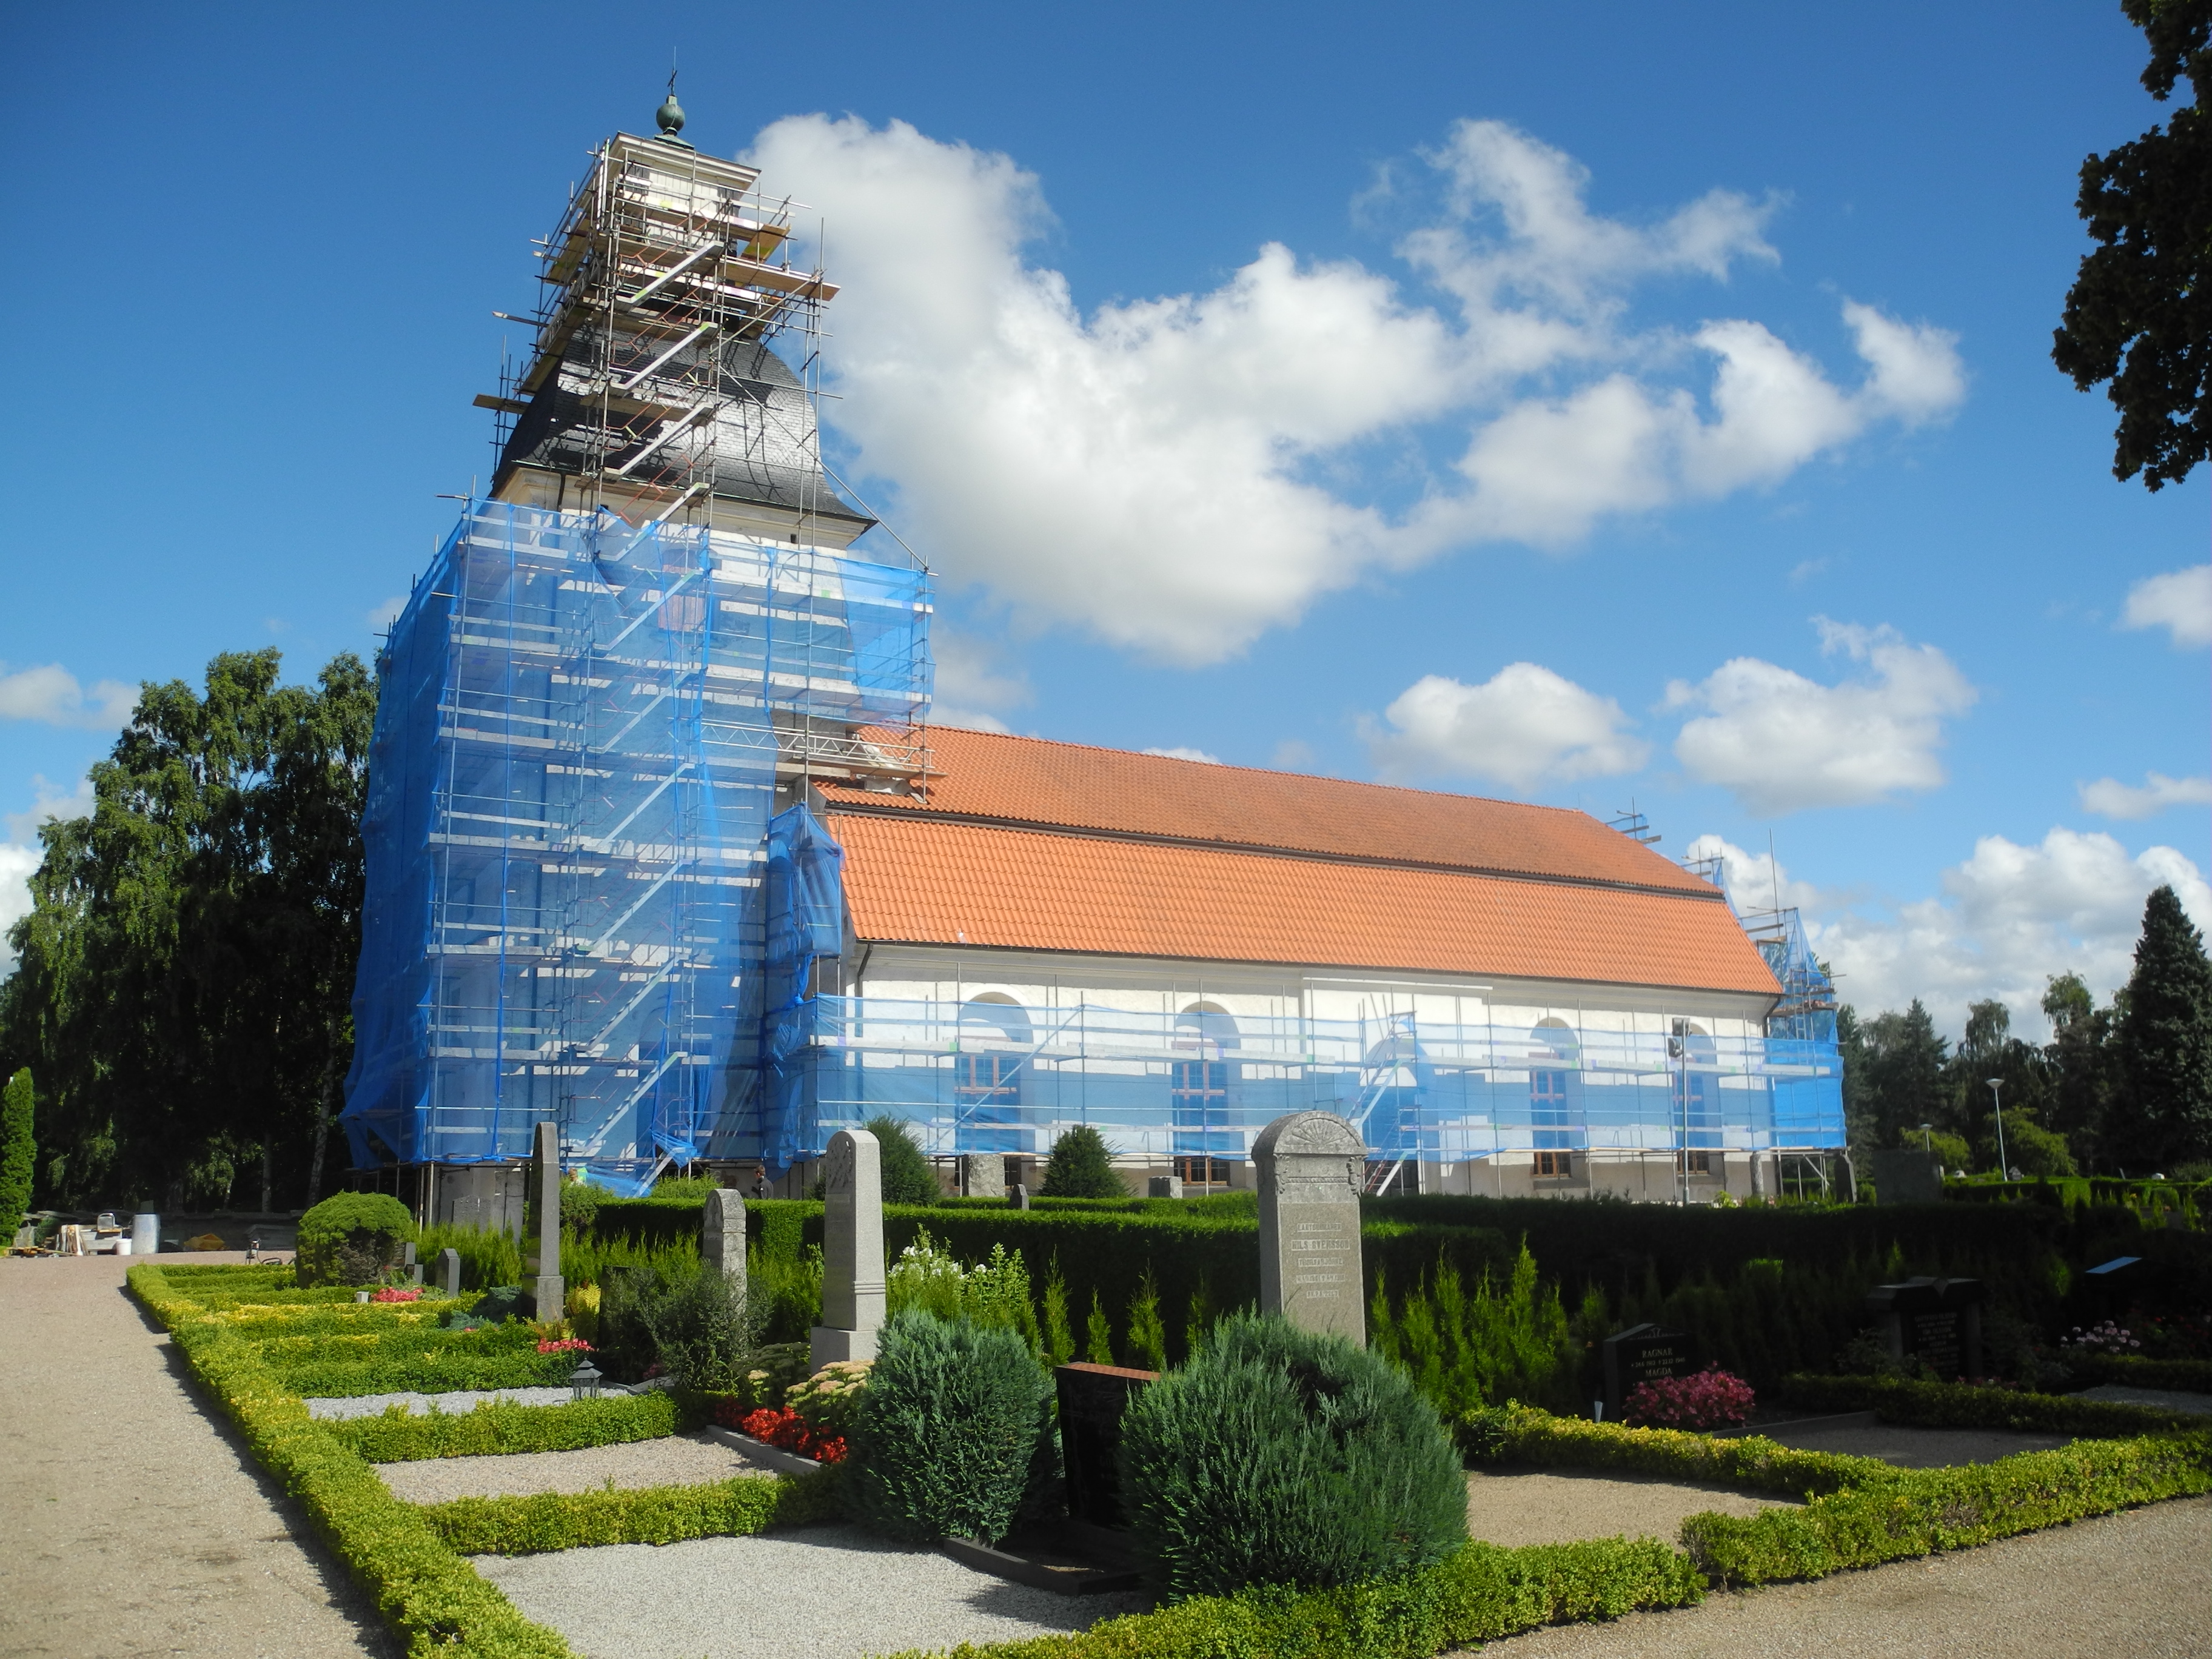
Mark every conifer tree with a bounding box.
[0,1069,35,1235]
[1041,1124,1125,1198]
[2113,886,2212,1168]
[863,1114,941,1206]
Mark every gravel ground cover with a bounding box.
[377,1429,768,1501]
[2076,1385,2212,1416]
[1752,1412,2072,1468]
[306,1386,574,1419]
[0,1256,396,1659]
[1465,1469,1796,1548]
[1486,1493,2211,1658]
[474,1524,1151,1658]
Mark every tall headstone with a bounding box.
[1252,1110,1366,1342]
[1866,1149,1943,1205]
[960,1153,1006,1200]
[1601,1323,1692,1414]
[811,1128,885,1369]
[438,1247,462,1296]
[702,1187,748,1311]
[527,1119,563,1319]
[1008,1182,1030,1211]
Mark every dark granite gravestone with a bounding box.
[1008,1183,1031,1211]
[437,1247,462,1296]
[1865,1277,1986,1379]
[1601,1323,1692,1415]
[1054,1361,1158,1529]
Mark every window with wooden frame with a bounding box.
[1533,1149,1574,1178]
[1680,1149,1712,1176]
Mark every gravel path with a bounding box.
[1482,1494,2211,1657]
[0,1255,397,1659]
[1466,1469,1795,1547]
[306,1386,576,1420]
[379,1430,771,1501]
[474,1525,1151,1658]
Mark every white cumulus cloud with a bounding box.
[1681,833,1825,913]
[747,115,1963,664]
[2122,563,2212,648]
[1142,747,1223,765]
[926,628,1031,734]
[1365,663,1649,791]
[1667,620,1976,816]
[2080,771,2212,820]
[1806,828,2211,1033]
[0,663,136,728]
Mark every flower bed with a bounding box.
[1624,1367,1755,1431]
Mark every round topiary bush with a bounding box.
[843,1309,1052,1545]
[295,1192,417,1287]
[1118,1310,1469,1597]
[866,1114,942,1207]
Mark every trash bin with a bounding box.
[133,1214,159,1255]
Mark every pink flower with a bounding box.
[370,1287,423,1303]
[1623,1366,1755,1431]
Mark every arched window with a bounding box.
[1172,1002,1238,1173]
[1529,1017,1578,1158]
[957,994,1031,1108]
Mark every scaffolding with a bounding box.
[343,124,931,1193]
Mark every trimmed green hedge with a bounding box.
[266,1348,568,1398]
[2063,1353,2212,1395]
[1683,1433,2212,1587]
[129,1262,576,1658]
[420,1469,843,1555]
[873,1537,1702,1659]
[1485,1407,1884,1496]
[328,1393,679,1463]
[1778,1372,2211,1438]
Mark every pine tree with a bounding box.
[863,1114,941,1207]
[1040,1124,1125,1199]
[1859,1000,1951,1146]
[0,1069,35,1236]
[2113,886,2212,1169]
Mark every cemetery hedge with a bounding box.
[329,1392,680,1462]
[420,1467,842,1554]
[1777,1373,2212,1438]
[2062,1352,2212,1393]
[129,1261,579,1659]
[1681,1432,2212,1587]
[873,1536,1705,1659]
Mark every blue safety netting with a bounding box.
[341,501,928,1191]
[755,803,845,1178]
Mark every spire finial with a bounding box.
[655,63,689,146]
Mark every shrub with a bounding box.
[420,1469,842,1555]
[843,1309,1051,1546]
[1119,1310,1469,1598]
[0,1068,34,1236]
[1040,1125,1126,1199]
[295,1193,418,1288]
[416,1220,523,1292]
[1370,1245,1598,1417]
[885,1230,1041,1352]
[329,1392,678,1463]
[643,1261,752,1393]
[866,1114,941,1207]
[1624,1366,1754,1431]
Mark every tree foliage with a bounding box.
[864,1113,941,1207]
[2112,884,2212,1167]
[1039,1123,1125,1198]
[0,650,374,1210]
[0,1068,35,1231]
[2052,0,2212,488]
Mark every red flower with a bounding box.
[370,1287,423,1303]
[731,1406,845,1462]
[1624,1366,1755,1431]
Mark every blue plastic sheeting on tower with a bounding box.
[340,501,928,1192]
[755,803,845,1178]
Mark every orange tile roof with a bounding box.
[823,726,1713,897]
[831,813,1781,997]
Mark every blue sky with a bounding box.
[3,1,2205,1031]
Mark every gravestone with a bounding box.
[526,1119,563,1320]
[1252,1110,1366,1342]
[1866,1148,1943,1205]
[1056,1362,1158,1528]
[401,1241,418,1284]
[702,1187,747,1309]
[960,1153,1006,1200]
[1865,1277,1986,1379]
[1147,1175,1185,1199]
[1602,1324,1692,1414]
[437,1247,462,1296]
[1008,1182,1031,1211]
[811,1128,885,1369]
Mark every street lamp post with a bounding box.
[1920,1122,1934,1155]
[1985,1079,2008,1179]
